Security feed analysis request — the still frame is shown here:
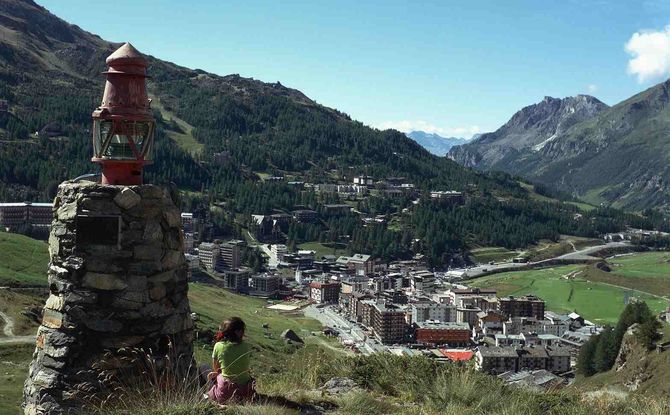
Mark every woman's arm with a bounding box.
[207,359,221,381]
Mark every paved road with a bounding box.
[0,310,35,345]
[304,305,386,355]
[460,242,631,278]
[553,241,629,261]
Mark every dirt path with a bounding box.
[0,310,35,345]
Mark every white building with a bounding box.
[411,302,455,324]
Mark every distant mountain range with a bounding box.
[448,87,670,211]
[406,131,470,156]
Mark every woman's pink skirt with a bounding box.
[208,375,255,404]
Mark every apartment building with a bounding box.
[414,321,471,346]
[498,295,545,320]
[371,302,406,344]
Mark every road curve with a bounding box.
[0,310,36,345]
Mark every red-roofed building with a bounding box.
[440,349,474,362]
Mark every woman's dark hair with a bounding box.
[218,317,246,343]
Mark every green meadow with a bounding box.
[0,232,48,287]
[469,264,669,324]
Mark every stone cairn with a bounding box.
[23,181,194,415]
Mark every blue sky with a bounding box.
[39,0,670,137]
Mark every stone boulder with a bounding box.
[595,261,611,272]
[319,377,359,395]
[281,329,304,345]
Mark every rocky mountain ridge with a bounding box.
[448,84,670,211]
[448,95,608,169]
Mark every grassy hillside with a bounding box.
[575,326,670,399]
[0,344,33,415]
[188,283,345,367]
[0,231,48,287]
[469,264,669,324]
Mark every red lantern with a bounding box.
[91,43,155,185]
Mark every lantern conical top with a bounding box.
[104,43,148,76]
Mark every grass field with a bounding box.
[0,232,48,287]
[0,344,33,415]
[469,265,669,324]
[577,252,670,298]
[608,252,670,280]
[150,95,203,156]
[297,242,346,259]
[470,247,518,264]
[188,283,341,369]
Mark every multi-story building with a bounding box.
[223,269,250,293]
[498,295,545,320]
[309,281,341,304]
[181,212,195,232]
[456,306,482,327]
[322,204,353,216]
[410,270,435,292]
[545,347,571,373]
[270,213,292,231]
[476,310,507,333]
[352,175,374,186]
[348,291,373,322]
[198,242,220,271]
[476,346,572,375]
[336,254,373,276]
[476,347,519,374]
[411,302,455,324]
[447,288,497,306]
[250,273,280,296]
[0,202,53,230]
[503,317,569,337]
[371,302,406,344]
[219,240,243,269]
[429,191,464,204]
[414,321,471,346]
[291,209,318,223]
[271,244,288,262]
[518,347,549,371]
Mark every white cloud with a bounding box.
[625,25,670,83]
[374,120,481,137]
[587,84,598,93]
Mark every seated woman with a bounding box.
[207,317,255,404]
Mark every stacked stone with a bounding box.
[23,182,194,415]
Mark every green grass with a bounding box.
[0,232,49,287]
[579,252,670,298]
[469,265,669,324]
[297,242,346,259]
[608,252,670,280]
[188,283,342,371]
[150,95,203,156]
[519,182,596,212]
[0,344,33,415]
[469,247,518,264]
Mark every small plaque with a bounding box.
[77,215,120,246]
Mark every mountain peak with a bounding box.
[407,131,469,156]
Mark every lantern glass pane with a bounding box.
[92,120,113,158]
[104,133,135,160]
